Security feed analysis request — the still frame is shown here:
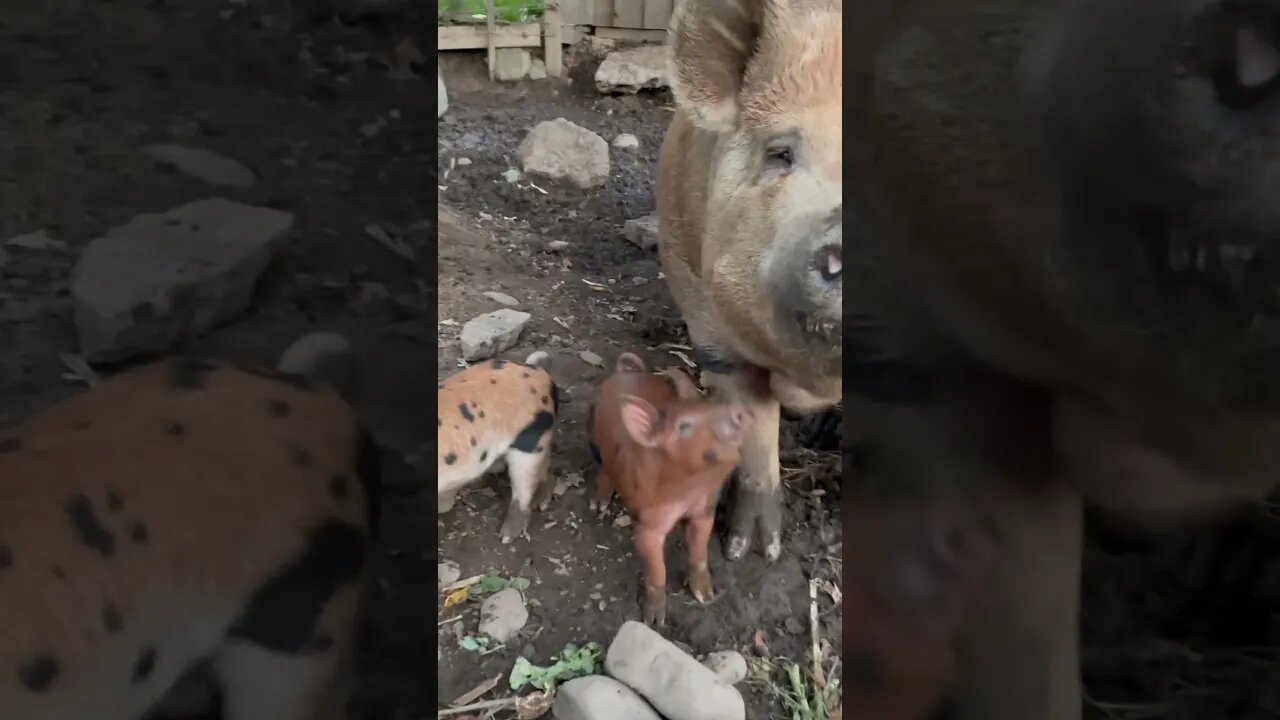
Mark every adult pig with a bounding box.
[853,0,1280,718]
[657,0,843,562]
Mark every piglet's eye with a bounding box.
[676,421,695,438]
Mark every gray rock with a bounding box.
[459,308,531,361]
[492,48,532,81]
[553,675,663,720]
[519,118,610,189]
[439,489,457,514]
[595,45,669,94]
[438,61,449,118]
[438,560,461,589]
[612,133,640,150]
[479,588,529,642]
[624,214,659,251]
[606,621,746,720]
[703,650,748,685]
[5,229,65,251]
[483,290,520,307]
[71,199,293,362]
[530,58,548,81]
[141,144,257,188]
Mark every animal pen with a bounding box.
[437,0,672,78]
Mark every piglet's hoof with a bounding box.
[499,506,531,544]
[689,565,715,604]
[643,584,667,627]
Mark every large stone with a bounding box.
[553,675,663,720]
[71,199,293,362]
[605,621,746,720]
[141,144,257,188]
[623,214,659,251]
[703,650,748,685]
[438,60,449,117]
[492,48,532,81]
[459,308,531,361]
[595,45,668,94]
[519,118,610,189]
[479,588,529,642]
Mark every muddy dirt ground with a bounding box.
[1,1,1278,719]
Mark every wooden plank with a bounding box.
[559,0,591,25]
[613,0,644,28]
[438,24,542,50]
[438,24,582,50]
[485,0,497,81]
[543,2,563,77]
[593,0,613,28]
[642,0,673,30]
[594,26,667,43]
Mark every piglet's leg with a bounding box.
[702,368,783,562]
[634,519,670,626]
[588,468,614,517]
[685,510,716,603]
[500,447,550,543]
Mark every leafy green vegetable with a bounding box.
[437,0,546,24]
[458,635,492,652]
[473,574,531,594]
[509,642,602,691]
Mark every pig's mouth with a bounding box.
[796,310,841,343]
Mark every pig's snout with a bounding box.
[713,405,755,445]
[766,208,842,351]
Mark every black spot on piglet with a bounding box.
[226,521,365,655]
[459,403,475,423]
[444,453,457,465]
[703,450,719,466]
[510,411,555,453]
[132,647,156,684]
[66,494,114,557]
[18,655,59,691]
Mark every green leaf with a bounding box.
[473,574,532,594]
[508,642,603,691]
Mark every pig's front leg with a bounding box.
[702,367,783,562]
[685,509,716,603]
[634,517,671,626]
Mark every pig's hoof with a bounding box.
[725,534,751,562]
[764,532,782,563]
[643,586,667,626]
[499,508,531,544]
[689,568,715,604]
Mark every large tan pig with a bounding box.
[657,0,843,563]
[850,0,1280,718]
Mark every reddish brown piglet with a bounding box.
[588,352,754,626]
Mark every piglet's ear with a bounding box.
[619,395,663,448]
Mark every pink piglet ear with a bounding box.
[619,395,662,447]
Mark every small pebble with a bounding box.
[482,290,519,307]
[457,157,472,166]
[579,350,604,367]
[612,133,640,150]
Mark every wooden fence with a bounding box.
[438,0,672,78]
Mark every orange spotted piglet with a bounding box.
[438,351,559,543]
[588,352,754,626]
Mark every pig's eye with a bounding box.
[676,420,696,438]
[764,143,795,171]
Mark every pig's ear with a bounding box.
[667,0,764,132]
[619,395,663,447]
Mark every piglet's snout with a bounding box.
[713,405,755,444]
